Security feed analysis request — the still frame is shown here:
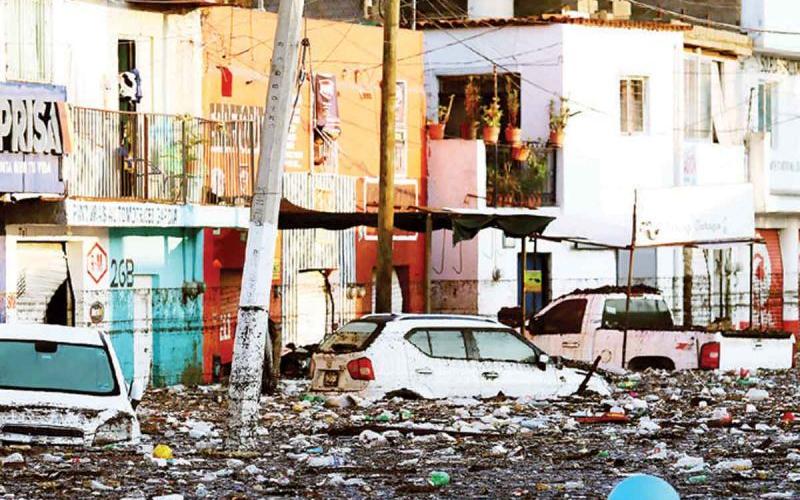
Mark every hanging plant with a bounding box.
[548,97,580,147]
[505,76,522,144]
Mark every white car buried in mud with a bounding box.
[0,325,141,446]
[310,314,610,400]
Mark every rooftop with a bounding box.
[417,14,692,32]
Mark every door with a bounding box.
[16,242,73,325]
[218,270,242,365]
[467,328,563,398]
[132,275,153,389]
[404,328,477,398]
[528,298,589,361]
[296,271,327,346]
[518,252,550,316]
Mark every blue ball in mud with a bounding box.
[608,474,680,500]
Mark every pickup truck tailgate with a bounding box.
[718,333,794,371]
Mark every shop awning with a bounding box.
[278,199,555,244]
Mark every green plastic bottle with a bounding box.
[687,475,708,484]
[428,471,451,487]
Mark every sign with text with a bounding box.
[0,82,67,194]
[635,184,755,246]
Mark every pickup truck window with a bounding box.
[407,330,468,359]
[601,298,674,330]
[535,299,587,335]
[471,329,540,363]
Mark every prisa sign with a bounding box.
[0,82,67,194]
[0,98,64,154]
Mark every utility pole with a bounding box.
[375,0,400,313]
[226,0,304,449]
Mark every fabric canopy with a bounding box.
[278,199,555,244]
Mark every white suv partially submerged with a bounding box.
[310,314,610,400]
[0,324,141,446]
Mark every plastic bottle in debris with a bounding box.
[428,471,451,487]
[687,475,708,485]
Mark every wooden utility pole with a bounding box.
[226,0,304,449]
[375,0,400,313]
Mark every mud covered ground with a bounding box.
[3,368,800,499]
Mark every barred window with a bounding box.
[620,77,646,134]
[5,0,52,83]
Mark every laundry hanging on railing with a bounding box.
[119,69,142,104]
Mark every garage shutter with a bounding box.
[16,243,69,324]
[371,270,403,314]
[295,271,327,346]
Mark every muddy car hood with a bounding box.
[0,389,139,446]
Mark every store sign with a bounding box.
[636,184,755,246]
[66,200,183,227]
[0,82,67,194]
[770,159,800,195]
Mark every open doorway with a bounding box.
[16,242,74,326]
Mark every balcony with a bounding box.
[486,142,557,208]
[67,107,255,206]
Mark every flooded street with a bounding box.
[4,367,800,499]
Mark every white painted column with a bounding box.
[780,220,799,333]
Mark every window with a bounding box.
[684,56,714,140]
[620,78,646,134]
[319,321,379,353]
[471,329,539,363]
[0,340,117,395]
[757,81,778,144]
[5,0,52,82]
[407,329,468,359]
[601,298,674,330]
[533,299,587,335]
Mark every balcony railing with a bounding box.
[486,142,557,208]
[68,107,255,206]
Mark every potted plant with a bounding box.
[481,96,503,144]
[512,142,530,162]
[548,97,578,147]
[428,95,454,140]
[461,77,481,140]
[505,76,521,144]
[520,146,548,208]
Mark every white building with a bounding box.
[422,3,758,326]
[741,0,800,334]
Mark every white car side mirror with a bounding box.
[538,353,550,365]
[129,379,145,410]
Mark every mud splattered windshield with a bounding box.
[319,322,380,353]
[0,340,118,396]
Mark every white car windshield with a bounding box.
[0,340,118,396]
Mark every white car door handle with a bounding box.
[562,341,580,348]
[482,371,499,380]
[416,368,433,375]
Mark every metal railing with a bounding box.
[68,107,255,206]
[486,142,557,208]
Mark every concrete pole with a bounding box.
[226,0,304,449]
[375,0,400,313]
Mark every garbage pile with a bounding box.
[3,368,800,498]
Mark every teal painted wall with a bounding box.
[108,228,204,387]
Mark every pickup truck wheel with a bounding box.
[628,357,675,372]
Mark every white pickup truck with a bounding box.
[525,287,795,372]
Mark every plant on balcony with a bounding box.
[461,76,481,140]
[505,76,521,145]
[428,94,454,141]
[548,97,579,147]
[481,96,503,145]
[519,146,549,208]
